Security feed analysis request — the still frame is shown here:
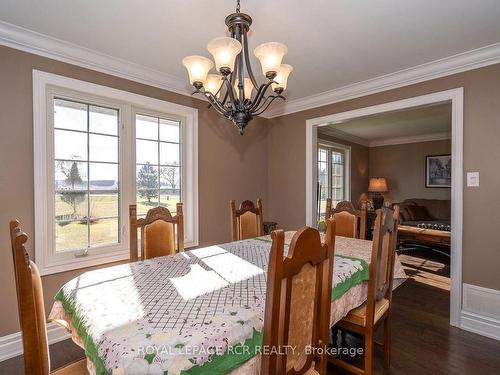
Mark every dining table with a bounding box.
[49,231,407,375]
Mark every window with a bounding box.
[135,114,181,217]
[317,141,350,223]
[34,71,198,275]
[54,99,120,254]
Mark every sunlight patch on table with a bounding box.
[200,250,264,283]
[169,264,229,300]
[72,265,145,338]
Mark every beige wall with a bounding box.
[267,63,500,292]
[317,134,370,204]
[0,46,270,336]
[369,140,452,203]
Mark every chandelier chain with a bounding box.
[236,0,240,13]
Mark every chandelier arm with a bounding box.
[242,32,259,89]
[204,92,229,116]
[248,86,268,112]
[253,95,285,116]
[248,80,275,111]
[219,72,234,108]
[252,95,273,113]
[220,90,229,108]
[224,76,238,111]
[222,48,239,108]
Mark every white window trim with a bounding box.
[33,70,198,275]
[317,139,351,202]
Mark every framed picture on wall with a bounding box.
[426,154,451,187]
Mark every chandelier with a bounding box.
[182,0,293,134]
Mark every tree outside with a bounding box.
[137,162,158,204]
[160,161,179,190]
[58,161,86,219]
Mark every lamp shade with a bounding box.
[254,42,288,76]
[207,37,242,73]
[204,74,223,95]
[234,78,254,100]
[368,178,389,193]
[182,55,213,85]
[272,64,293,91]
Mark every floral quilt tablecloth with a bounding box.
[49,234,406,375]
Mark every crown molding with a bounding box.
[264,42,500,118]
[318,127,370,146]
[0,21,191,97]
[368,132,451,147]
[318,127,451,148]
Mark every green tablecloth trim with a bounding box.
[331,255,370,300]
[180,329,262,375]
[256,237,370,300]
[55,288,111,375]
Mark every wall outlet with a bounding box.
[467,172,480,187]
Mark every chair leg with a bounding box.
[331,327,339,347]
[340,329,347,347]
[383,316,392,368]
[364,332,373,375]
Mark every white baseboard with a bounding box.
[461,311,500,341]
[461,283,500,341]
[0,323,70,362]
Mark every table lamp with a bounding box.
[368,177,388,209]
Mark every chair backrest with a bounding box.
[230,199,264,241]
[325,199,367,239]
[358,193,369,211]
[129,203,184,261]
[261,219,336,375]
[10,220,50,375]
[365,206,400,327]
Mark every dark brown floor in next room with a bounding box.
[1,249,499,375]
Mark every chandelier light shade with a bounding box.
[182,55,213,86]
[234,77,254,99]
[207,37,243,73]
[182,0,293,134]
[204,73,223,95]
[272,64,294,91]
[254,42,288,77]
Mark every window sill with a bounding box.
[37,241,200,276]
[37,248,131,276]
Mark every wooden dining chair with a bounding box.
[9,220,88,375]
[261,219,336,375]
[129,203,184,262]
[329,206,400,375]
[325,198,367,240]
[229,199,264,241]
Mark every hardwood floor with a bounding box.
[0,338,85,375]
[1,249,499,374]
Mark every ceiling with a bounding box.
[318,102,451,146]
[0,0,499,104]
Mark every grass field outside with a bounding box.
[55,193,180,252]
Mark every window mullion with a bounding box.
[328,149,332,201]
[86,103,91,251]
[157,117,161,206]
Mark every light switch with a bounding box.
[467,172,480,187]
